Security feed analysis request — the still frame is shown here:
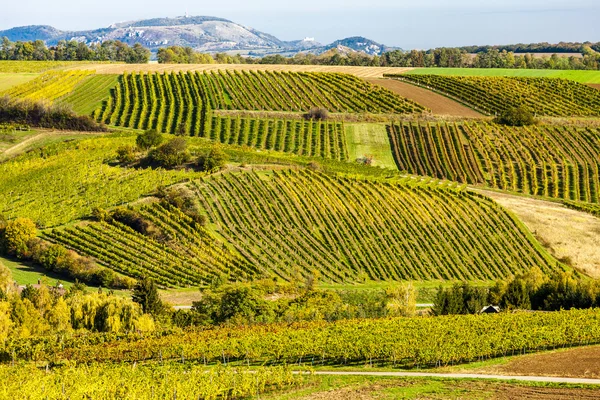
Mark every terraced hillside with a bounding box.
[49,169,561,285]
[207,116,348,160]
[390,74,600,116]
[94,71,425,133]
[387,121,600,203]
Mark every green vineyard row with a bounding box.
[387,121,600,203]
[60,74,120,115]
[207,116,348,161]
[391,74,600,117]
[47,169,561,285]
[93,71,425,134]
[8,309,600,368]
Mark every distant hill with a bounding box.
[0,16,391,57]
[315,37,393,56]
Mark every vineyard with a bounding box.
[44,169,559,284]
[387,121,600,203]
[207,116,348,160]
[0,135,200,227]
[59,74,120,115]
[46,202,256,287]
[1,363,301,399]
[563,201,600,217]
[93,71,424,134]
[390,74,600,116]
[192,170,557,282]
[7,309,600,368]
[2,70,95,102]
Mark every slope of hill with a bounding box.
[46,167,562,285]
[0,18,399,56]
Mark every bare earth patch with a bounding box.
[478,190,600,278]
[365,78,482,117]
[480,346,600,380]
[589,84,600,91]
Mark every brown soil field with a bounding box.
[589,84,600,90]
[478,190,600,278]
[481,346,600,380]
[365,78,482,117]
[289,378,600,400]
[67,63,414,78]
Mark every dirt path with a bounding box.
[1,132,47,158]
[365,78,483,117]
[303,371,600,385]
[477,189,600,278]
[1,130,103,159]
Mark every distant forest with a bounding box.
[158,42,600,70]
[0,38,150,63]
[2,37,599,70]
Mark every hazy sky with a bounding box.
[1,0,599,49]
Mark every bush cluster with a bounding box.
[0,217,135,289]
[0,96,107,131]
[433,267,600,315]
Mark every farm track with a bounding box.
[65,63,415,78]
[0,130,104,159]
[365,78,482,117]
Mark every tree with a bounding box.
[501,278,531,310]
[496,105,536,126]
[0,260,11,296]
[0,302,12,342]
[46,297,71,332]
[1,218,37,257]
[148,138,190,168]
[136,129,164,150]
[132,278,163,315]
[197,147,228,172]
[116,145,137,164]
[385,282,417,317]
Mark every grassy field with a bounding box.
[407,68,600,83]
[0,72,39,91]
[345,123,397,168]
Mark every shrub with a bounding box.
[115,145,137,164]
[111,208,158,237]
[0,96,106,131]
[495,105,536,126]
[1,218,37,257]
[305,107,329,121]
[136,129,164,150]
[148,138,190,168]
[197,147,228,172]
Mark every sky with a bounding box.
[1,0,599,49]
